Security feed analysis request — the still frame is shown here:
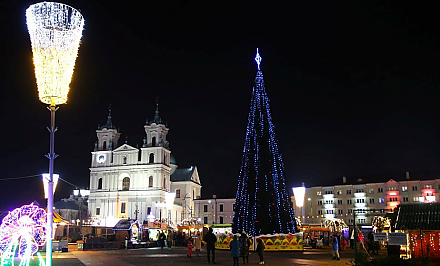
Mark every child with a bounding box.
[341,238,347,251]
[187,240,193,258]
[257,238,265,265]
[230,235,241,266]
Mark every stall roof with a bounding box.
[395,203,440,230]
[113,219,137,231]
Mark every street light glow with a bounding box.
[292,187,306,207]
[26,2,84,105]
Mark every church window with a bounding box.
[152,137,156,147]
[163,177,166,190]
[164,154,167,165]
[204,217,208,224]
[122,177,130,191]
[220,216,224,224]
[121,203,126,213]
[98,178,103,189]
[123,156,127,164]
[220,204,224,212]
[96,208,100,215]
[103,141,107,150]
[148,176,153,188]
[204,205,208,212]
[149,153,154,163]
[147,207,151,215]
[176,189,181,198]
[138,151,142,161]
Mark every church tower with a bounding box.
[92,108,121,167]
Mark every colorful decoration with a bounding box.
[232,49,297,236]
[0,203,47,266]
[324,218,348,234]
[26,2,85,105]
[215,233,303,251]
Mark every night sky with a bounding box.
[1,2,439,211]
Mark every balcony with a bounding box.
[355,202,367,208]
[386,190,400,196]
[354,192,366,198]
[324,204,334,209]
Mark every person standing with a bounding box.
[167,231,173,250]
[332,235,340,260]
[239,232,250,264]
[230,235,242,266]
[193,233,202,257]
[257,238,265,265]
[158,230,166,250]
[187,239,193,258]
[203,227,217,264]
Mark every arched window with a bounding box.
[149,153,154,163]
[122,177,130,191]
[98,178,103,189]
[103,141,107,150]
[148,176,153,188]
[152,137,156,147]
[123,156,127,164]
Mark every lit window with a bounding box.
[369,189,374,194]
[337,190,342,195]
[379,198,384,203]
[401,186,407,192]
[317,191,322,196]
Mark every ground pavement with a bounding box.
[29,245,381,265]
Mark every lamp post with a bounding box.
[293,186,306,224]
[26,3,84,266]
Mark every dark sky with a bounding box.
[1,1,439,210]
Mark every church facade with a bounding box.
[88,106,202,226]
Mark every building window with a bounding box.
[389,197,398,202]
[369,189,374,194]
[96,208,100,215]
[318,210,323,215]
[355,189,364,193]
[122,177,130,190]
[204,217,208,224]
[337,200,343,205]
[347,190,352,195]
[348,209,353,214]
[403,197,409,202]
[358,218,366,224]
[325,200,334,204]
[220,204,224,212]
[337,190,342,195]
[378,188,383,193]
[348,219,354,224]
[163,178,166,190]
[149,153,154,163]
[325,210,333,214]
[412,186,418,191]
[147,207,151,214]
[388,187,397,191]
[379,198,385,203]
[123,156,127,164]
[325,190,334,194]
[338,209,343,215]
[369,198,375,204]
[121,203,126,213]
[219,216,224,224]
[176,189,181,198]
[413,197,419,202]
[98,178,103,189]
[424,184,432,189]
[204,205,208,212]
[317,191,322,196]
[401,186,407,192]
[356,198,365,203]
[317,200,322,206]
[347,199,352,205]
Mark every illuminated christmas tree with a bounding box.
[232,49,297,236]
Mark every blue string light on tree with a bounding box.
[232,49,297,236]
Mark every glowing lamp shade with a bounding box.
[292,187,306,207]
[26,2,85,105]
[42,174,59,199]
[165,192,176,210]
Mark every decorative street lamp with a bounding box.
[26,3,84,266]
[292,186,306,224]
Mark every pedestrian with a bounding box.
[193,233,202,257]
[158,230,166,250]
[332,235,340,260]
[187,239,193,258]
[203,227,217,264]
[257,238,265,265]
[167,230,173,250]
[341,238,347,251]
[230,235,242,266]
[239,232,250,264]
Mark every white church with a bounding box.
[88,105,202,227]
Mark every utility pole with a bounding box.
[353,210,358,266]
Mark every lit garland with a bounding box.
[323,218,348,235]
[0,203,47,266]
[26,2,85,105]
[232,49,297,236]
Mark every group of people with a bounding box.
[157,228,266,264]
[230,231,265,265]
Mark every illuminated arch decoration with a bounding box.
[0,203,47,266]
